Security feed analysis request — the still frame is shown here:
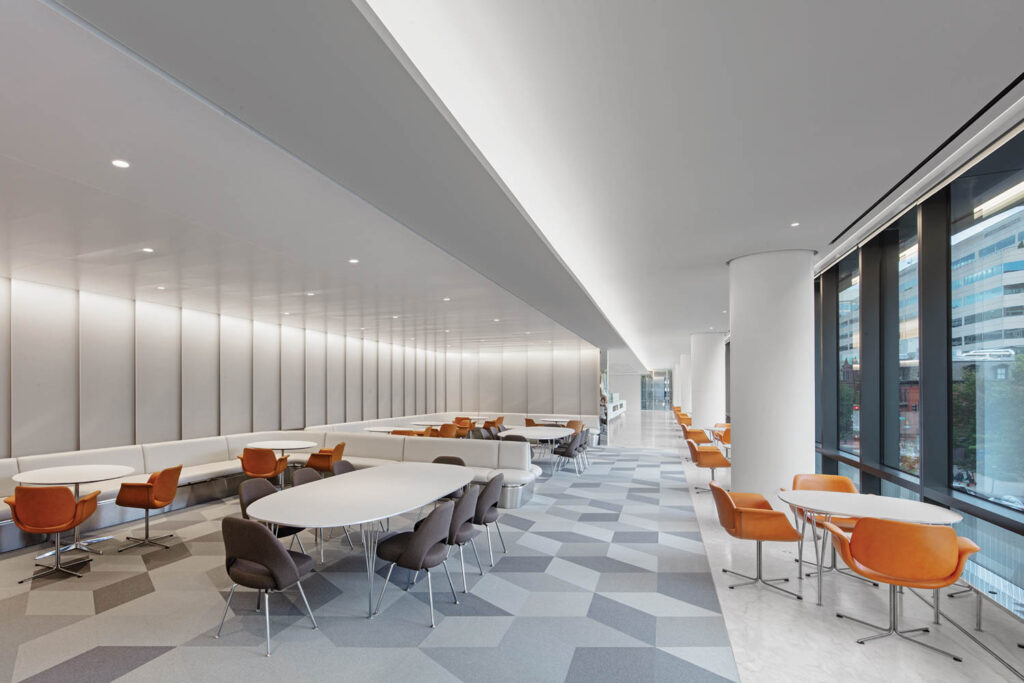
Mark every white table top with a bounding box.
[13,464,135,486]
[245,462,473,528]
[247,440,319,451]
[500,426,575,440]
[364,426,399,433]
[777,490,962,525]
[464,416,493,421]
[409,421,446,427]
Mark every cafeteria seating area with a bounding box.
[4,1,1024,681]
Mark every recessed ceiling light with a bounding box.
[492,318,500,322]
[525,331,531,335]
[392,315,399,319]
[283,312,291,316]
[790,222,800,227]
[156,286,165,291]
[306,292,315,296]
[111,159,130,169]
[722,309,727,313]
[348,258,359,264]
[141,247,154,253]
[360,327,365,330]
[709,326,714,330]
[442,297,451,302]
[444,329,450,333]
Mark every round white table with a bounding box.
[409,421,446,427]
[14,464,135,556]
[777,490,963,605]
[364,426,398,433]
[247,439,319,454]
[246,462,473,617]
[499,427,574,441]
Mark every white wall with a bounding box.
[0,276,601,456]
[673,353,692,411]
[608,372,641,417]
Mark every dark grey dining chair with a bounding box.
[216,516,317,657]
[331,460,356,476]
[554,432,585,476]
[432,456,467,501]
[473,473,506,566]
[239,478,306,554]
[417,483,483,592]
[373,501,457,627]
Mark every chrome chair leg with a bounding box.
[470,538,485,575]
[264,590,271,657]
[486,525,494,567]
[295,534,306,555]
[344,527,355,550]
[215,584,237,638]
[722,541,801,600]
[255,589,261,612]
[459,545,468,592]
[426,568,436,628]
[296,581,318,630]
[494,521,507,553]
[442,560,458,605]
[373,563,396,616]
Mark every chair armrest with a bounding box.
[73,490,101,525]
[735,507,800,541]
[730,492,772,510]
[116,482,154,508]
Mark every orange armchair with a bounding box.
[438,424,459,438]
[6,486,100,582]
[709,481,802,599]
[307,442,345,474]
[682,424,712,444]
[687,439,730,492]
[826,518,979,661]
[566,420,583,434]
[239,447,289,487]
[525,418,537,427]
[391,429,418,436]
[674,412,692,427]
[116,465,183,551]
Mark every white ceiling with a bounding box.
[362,0,1024,367]
[0,0,599,352]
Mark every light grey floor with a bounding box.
[0,433,737,682]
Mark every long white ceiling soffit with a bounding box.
[358,0,1024,369]
[0,0,599,350]
[52,0,631,359]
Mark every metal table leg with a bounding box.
[362,521,383,618]
[816,513,831,606]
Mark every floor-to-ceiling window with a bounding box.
[641,370,672,410]
[837,252,861,456]
[892,213,921,474]
[950,132,1024,513]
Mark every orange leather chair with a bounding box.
[391,429,418,436]
[239,447,289,487]
[674,412,692,427]
[483,420,497,431]
[682,424,712,445]
[825,518,979,661]
[422,427,439,437]
[6,486,100,582]
[453,418,474,438]
[306,442,345,474]
[438,424,459,438]
[525,418,538,427]
[494,416,504,427]
[116,465,183,551]
[687,439,731,492]
[709,481,802,599]
[566,420,583,434]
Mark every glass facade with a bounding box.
[894,214,921,474]
[640,370,671,410]
[837,253,861,456]
[950,134,1024,514]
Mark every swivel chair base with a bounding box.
[722,541,802,600]
[118,509,173,552]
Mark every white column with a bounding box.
[690,333,726,428]
[729,250,815,499]
[675,353,692,412]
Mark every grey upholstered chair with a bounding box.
[331,460,356,476]
[239,478,306,554]
[554,432,585,476]
[291,467,321,487]
[216,516,317,656]
[432,456,467,501]
[469,427,489,440]
[373,501,457,627]
[416,483,483,592]
[473,473,506,566]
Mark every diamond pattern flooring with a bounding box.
[0,444,738,682]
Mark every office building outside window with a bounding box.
[895,215,921,474]
[837,253,861,456]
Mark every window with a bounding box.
[891,213,920,474]
[950,131,1024,513]
[837,252,861,455]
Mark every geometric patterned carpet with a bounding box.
[0,443,738,682]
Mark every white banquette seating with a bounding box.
[0,422,542,552]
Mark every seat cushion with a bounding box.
[468,467,495,484]
[377,531,413,563]
[453,521,481,545]
[178,460,243,485]
[403,437,499,469]
[225,431,325,456]
[143,437,230,472]
[495,468,536,486]
[343,456,390,469]
[17,445,146,477]
[325,432,404,463]
[228,550,312,590]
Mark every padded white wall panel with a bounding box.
[425,350,436,413]
[305,330,326,427]
[435,350,445,412]
[220,316,253,434]
[252,322,281,430]
[460,351,478,412]
[478,351,502,412]
[362,338,378,420]
[326,333,345,424]
[0,279,9,457]
[526,345,554,415]
[345,337,362,421]
[404,346,416,415]
[181,309,219,438]
[280,326,305,429]
[79,292,134,449]
[415,347,426,414]
[579,347,600,415]
[553,346,581,415]
[134,301,180,444]
[445,350,460,411]
[391,343,404,417]
[501,349,527,413]
[378,342,392,418]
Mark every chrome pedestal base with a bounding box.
[21,531,91,583]
[723,541,802,600]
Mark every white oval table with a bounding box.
[13,464,135,556]
[409,421,446,427]
[777,490,963,605]
[499,427,574,441]
[246,439,319,455]
[364,426,398,433]
[246,462,473,617]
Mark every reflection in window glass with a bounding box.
[950,132,1024,513]
[896,215,920,474]
[837,253,861,455]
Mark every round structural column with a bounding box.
[690,333,727,429]
[728,250,815,499]
[674,353,692,412]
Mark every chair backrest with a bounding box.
[238,477,276,519]
[494,416,504,426]
[502,434,528,443]
[487,426,501,439]
[241,447,276,473]
[329,442,346,457]
[850,517,959,581]
[525,418,537,427]
[391,429,418,436]
[432,455,467,467]
[399,500,453,569]
[483,420,496,430]
[454,417,470,424]
[721,427,731,445]
[151,465,183,505]
[566,420,583,434]
[10,486,76,528]
[709,481,738,533]
[332,460,356,476]
[792,473,857,493]
[438,424,459,438]
[448,485,480,544]
[474,473,504,523]
[469,428,490,440]
[292,467,321,487]
[222,516,300,589]
[685,438,702,462]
